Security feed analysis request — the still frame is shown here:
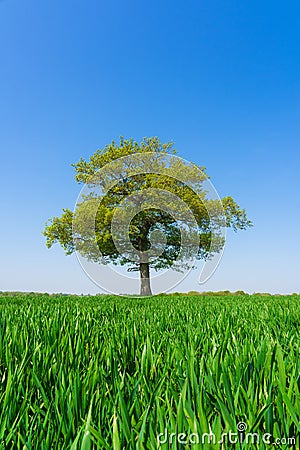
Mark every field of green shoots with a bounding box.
[0,293,299,449]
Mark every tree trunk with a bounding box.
[139,262,152,296]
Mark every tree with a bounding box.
[43,137,252,295]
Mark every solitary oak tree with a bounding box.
[43,137,252,295]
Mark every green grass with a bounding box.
[0,293,299,449]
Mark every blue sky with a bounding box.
[1,0,299,294]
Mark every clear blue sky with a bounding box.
[1,0,299,294]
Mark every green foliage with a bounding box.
[43,137,252,278]
[44,208,74,254]
[0,293,299,449]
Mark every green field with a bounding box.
[0,293,299,449]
